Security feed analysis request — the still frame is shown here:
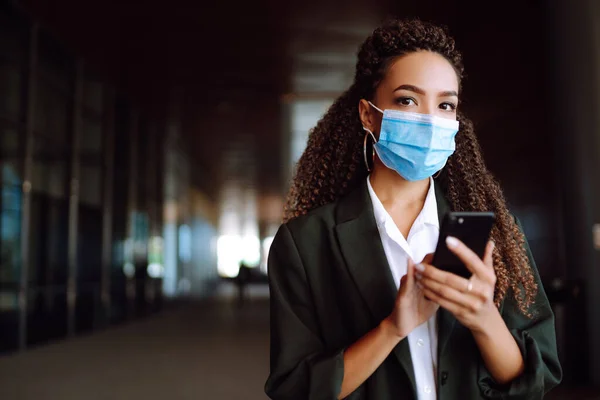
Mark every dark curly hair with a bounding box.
[283,18,538,316]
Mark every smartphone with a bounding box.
[431,211,496,278]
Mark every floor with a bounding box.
[0,285,271,400]
[0,283,598,400]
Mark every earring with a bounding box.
[363,128,376,172]
[433,169,443,179]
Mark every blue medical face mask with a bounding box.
[363,102,459,181]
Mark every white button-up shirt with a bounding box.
[367,176,439,400]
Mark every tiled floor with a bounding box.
[0,283,597,400]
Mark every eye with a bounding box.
[396,97,416,107]
[439,102,457,111]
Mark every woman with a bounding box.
[265,18,562,400]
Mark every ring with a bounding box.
[466,279,473,292]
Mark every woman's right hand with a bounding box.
[383,254,439,338]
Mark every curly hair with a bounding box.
[283,18,538,316]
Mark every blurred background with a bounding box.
[0,0,599,398]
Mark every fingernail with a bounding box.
[446,236,459,248]
[415,273,422,281]
[416,281,423,290]
[415,263,425,272]
[490,240,495,249]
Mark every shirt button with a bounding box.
[417,338,424,347]
[424,385,432,394]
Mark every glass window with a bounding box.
[38,31,74,95]
[77,77,104,329]
[0,2,27,65]
[83,74,103,115]
[79,165,101,207]
[0,126,20,159]
[137,119,149,211]
[1,160,21,195]
[77,202,102,283]
[28,193,69,286]
[80,116,102,155]
[32,161,67,200]
[35,81,70,141]
[79,116,103,207]
[1,197,21,284]
[112,99,131,270]
[0,2,27,354]
[30,132,69,288]
[1,147,22,285]
[109,98,131,322]
[0,60,23,121]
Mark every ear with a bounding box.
[358,99,377,133]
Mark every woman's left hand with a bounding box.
[415,237,498,334]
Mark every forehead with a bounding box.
[382,51,459,92]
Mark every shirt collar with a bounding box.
[366,176,439,230]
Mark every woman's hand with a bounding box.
[384,255,439,338]
[415,237,498,334]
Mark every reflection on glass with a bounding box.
[178,224,191,263]
[1,163,21,285]
[131,212,149,262]
[147,236,164,278]
[162,223,177,297]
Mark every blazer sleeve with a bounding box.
[477,217,563,399]
[264,223,345,400]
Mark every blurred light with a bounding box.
[178,278,191,294]
[162,223,178,297]
[124,238,133,259]
[178,224,192,263]
[147,263,164,278]
[217,234,261,277]
[242,235,261,266]
[261,236,274,272]
[218,235,242,277]
[123,262,135,278]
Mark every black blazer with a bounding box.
[265,180,562,399]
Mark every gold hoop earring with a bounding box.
[363,129,376,172]
[433,169,443,179]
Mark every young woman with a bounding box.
[265,18,562,400]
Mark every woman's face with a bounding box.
[359,51,459,135]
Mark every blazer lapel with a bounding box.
[434,183,458,360]
[334,181,416,391]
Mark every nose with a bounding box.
[419,99,437,116]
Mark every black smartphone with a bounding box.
[431,211,496,278]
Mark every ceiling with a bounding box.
[17,0,550,220]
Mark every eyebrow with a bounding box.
[394,84,458,97]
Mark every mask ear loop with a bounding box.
[362,127,377,172]
[367,101,384,114]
